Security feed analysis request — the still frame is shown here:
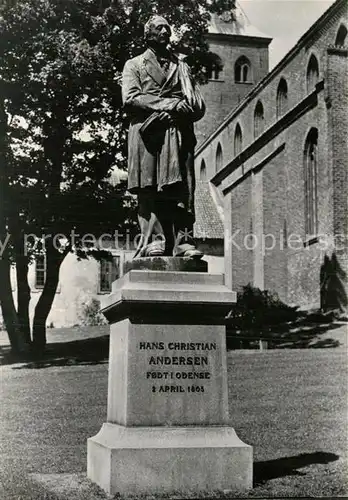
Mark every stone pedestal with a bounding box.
[87,262,252,497]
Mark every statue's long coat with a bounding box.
[122,48,199,195]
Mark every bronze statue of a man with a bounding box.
[122,15,205,258]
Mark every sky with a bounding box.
[238,0,336,68]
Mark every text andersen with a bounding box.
[148,356,209,366]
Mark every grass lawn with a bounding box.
[0,327,347,499]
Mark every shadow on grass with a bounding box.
[227,312,346,350]
[0,335,109,369]
[260,317,344,349]
[226,284,347,350]
[254,451,339,486]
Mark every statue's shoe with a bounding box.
[144,240,165,257]
[173,243,203,259]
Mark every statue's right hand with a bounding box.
[158,111,174,126]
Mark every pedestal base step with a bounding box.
[87,423,252,497]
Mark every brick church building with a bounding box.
[195,0,347,311]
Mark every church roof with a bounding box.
[208,7,271,40]
[194,181,224,240]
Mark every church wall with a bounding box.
[285,92,333,309]
[326,44,348,308]
[262,148,288,303]
[196,0,347,310]
[229,175,253,290]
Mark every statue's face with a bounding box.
[145,17,171,47]
[152,22,171,45]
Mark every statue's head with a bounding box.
[144,15,171,48]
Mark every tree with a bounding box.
[0,0,236,354]
[0,99,26,354]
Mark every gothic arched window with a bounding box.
[335,24,347,47]
[254,101,265,138]
[235,56,251,83]
[200,159,207,181]
[306,54,319,92]
[234,123,243,157]
[304,128,319,236]
[215,143,223,172]
[276,78,288,118]
[206,54,223,80]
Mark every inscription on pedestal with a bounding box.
[107,323,230,426]
[139,341,216,394]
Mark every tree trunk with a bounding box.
[0,256,24,354]
[32,111,69,352]
[8,223,32,344]
[15,245,32,344]
[32,240,67,352]
[0,98,25,354]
